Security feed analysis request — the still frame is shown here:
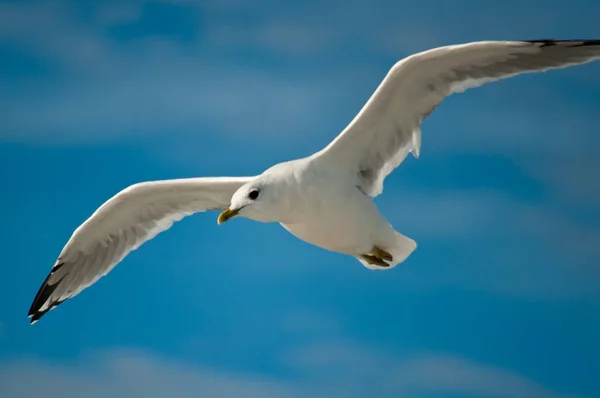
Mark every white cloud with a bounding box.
[284,342,582,398]
[1,64,335,144]
[208,21,339,57]
[0,2,113,71]
[0,0,354,144]
[0,345,583,398]
[1,0,598,155]
[521,155,600,206]
[376,187,600,299]
[390,354,582,398]
[381,189,515,239]
[423,87,600,156]
[0,350,303,398]
[95,2,142,26]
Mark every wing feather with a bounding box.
[317,39,600,197]
[28,176,253,323]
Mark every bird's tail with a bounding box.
[357,231,417,270]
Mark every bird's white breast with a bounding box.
[280,179,391,256]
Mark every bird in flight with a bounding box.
[28,39,600,324]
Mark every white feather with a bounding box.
[317,40,600,197]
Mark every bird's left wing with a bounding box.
[28,176,253,324]
[316,39,600,197]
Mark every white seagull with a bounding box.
[29,39,600,324]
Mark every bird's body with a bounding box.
[265,156,412,266]
[28,39,600,324]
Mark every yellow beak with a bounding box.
[217,207,240,224]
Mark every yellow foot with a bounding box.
[359,254,389,267]
[372,246,393,262]
[359,246,394,267]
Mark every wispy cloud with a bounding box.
[521,154,600,206]
[423,88,600,156]
[4,0,597,151]
[378,187,600,299]
[0,1,346,144]
[2,64,335,144]
[0,350,302,398]
[390,354,582,398]
[0,0,597,206]
[285,341,583,398]
[95,2,142,26]
[0,345,583,398]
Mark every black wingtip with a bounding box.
[28,291,66,325]
[524,39,600,47]
[28,263,66,325]
[28,313,43,325]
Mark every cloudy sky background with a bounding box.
[1,0,599,397]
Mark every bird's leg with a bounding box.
[359,254,389,267]
[360,246,393,267]
[372,246,393,262]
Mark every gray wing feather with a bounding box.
[318,40,600,197]
[28,176,253,324]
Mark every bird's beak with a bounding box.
[217,207,240,224]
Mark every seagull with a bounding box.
[28,39,600,324]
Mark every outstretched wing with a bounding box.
[28,176,253,324]
[317,39,600,197]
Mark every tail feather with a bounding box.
[357,231,417,270]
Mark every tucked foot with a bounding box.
[359,246,394,268]
[372,246,393,262]
[359,254,390,267]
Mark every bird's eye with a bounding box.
[248,190,259,200]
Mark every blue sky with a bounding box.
[1,0,600,397]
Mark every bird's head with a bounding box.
[217,177,283,224]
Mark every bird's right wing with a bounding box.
[28,176,253,324]
[316,40,600,197]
